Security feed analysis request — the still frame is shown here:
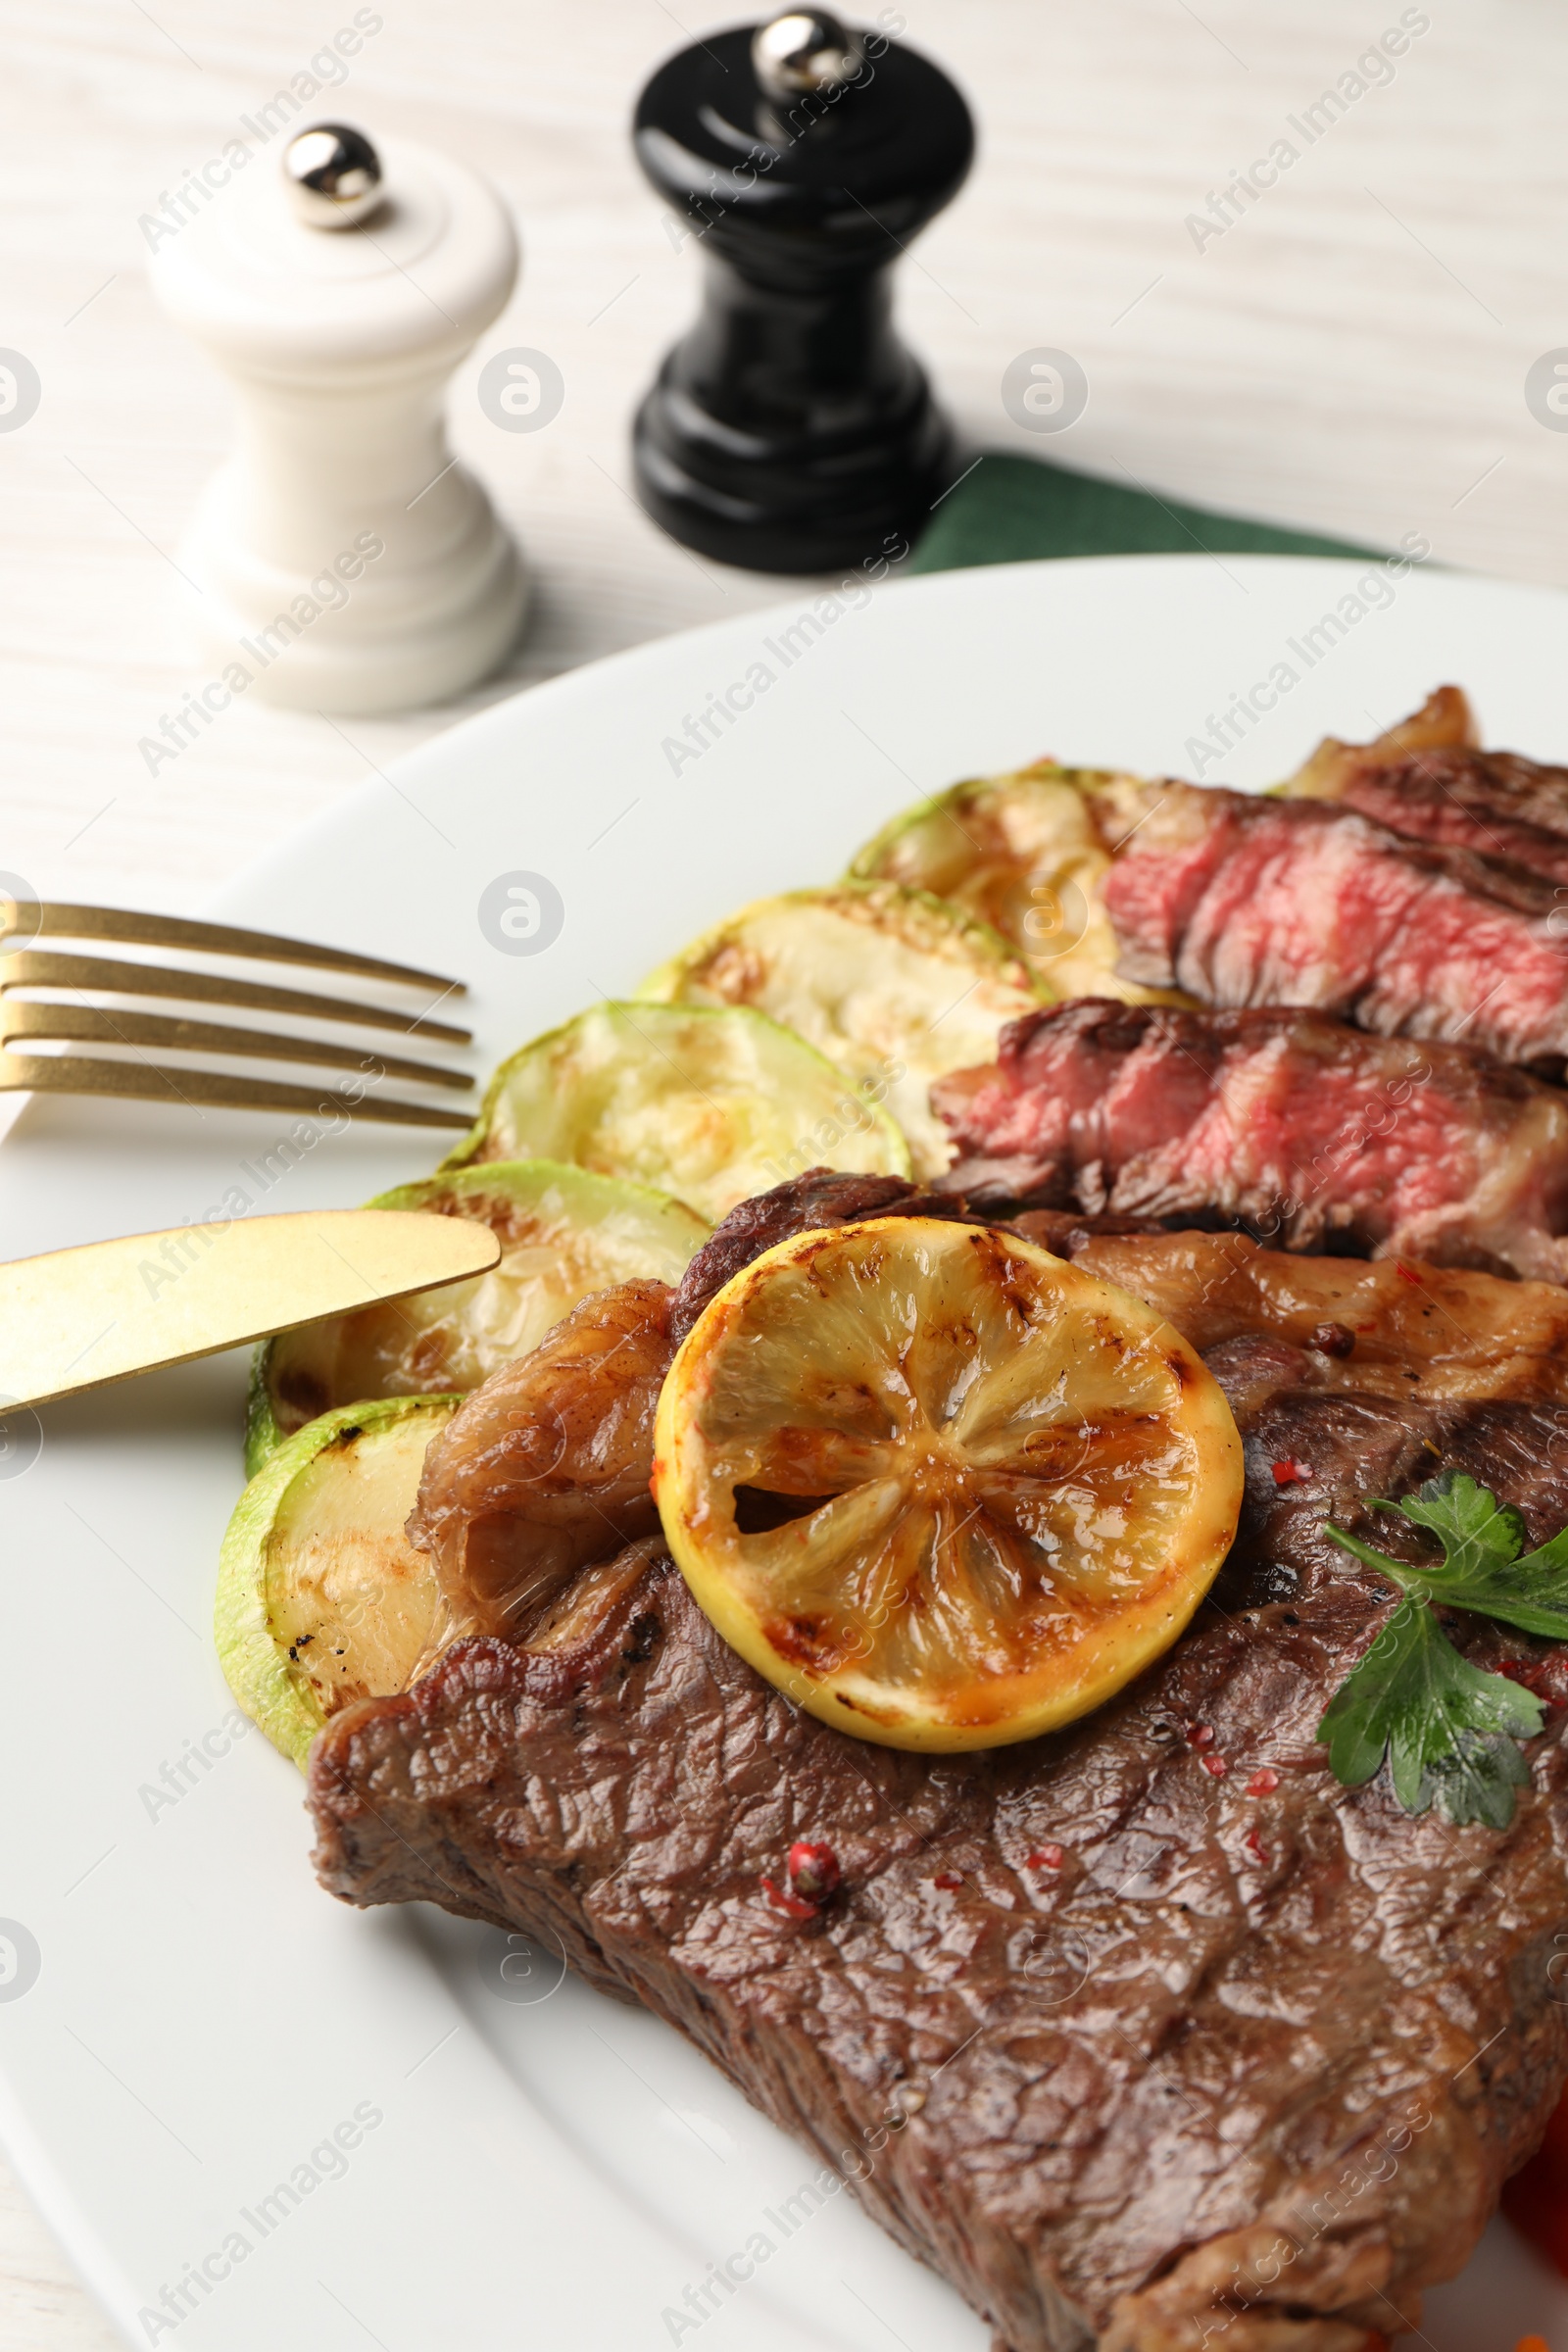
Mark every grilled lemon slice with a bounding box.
[653,1217,1243,1751]
[847,760,1176,1005]
[639,882,1046,1181]
[218,1396,461,1766]
[441,1002,909,1222]
[247,1159,709,1472]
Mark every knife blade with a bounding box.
[0,1209,502,1410]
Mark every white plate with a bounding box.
[2,554,1567,2352]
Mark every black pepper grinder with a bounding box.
[631,10,975,573]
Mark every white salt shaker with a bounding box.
[150,123,527,716]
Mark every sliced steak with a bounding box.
[930,1000,1568,1281]
[1288,686,1568,882]
[1095,777,1568,1069]
[1337,747,1568,885]
[314,1363,1568,2350]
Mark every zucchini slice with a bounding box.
[217,1396,462,1767]
[639,881,1047,1180]
[846,760,1178,1006]
[439,1001,910,1222]
[247,1159,709,1473]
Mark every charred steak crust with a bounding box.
[666,1169,1184,1346]
[312,1404,1568,2350]
[1340,744,1568,885]
[668,1170,984,1342]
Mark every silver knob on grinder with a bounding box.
[751,11,865,101]
[282,123,384,229]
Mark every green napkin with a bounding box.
[910,451,1373,573]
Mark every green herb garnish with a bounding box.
[1318,1470,1568,1828]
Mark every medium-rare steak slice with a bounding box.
[1327,746,1568,885]
[312,1362,1568,2350]
[930,1000,1568,1280]
[1095,774,1568,1068]
[1288,686,1568,883]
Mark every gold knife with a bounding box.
[0,1209,501,1410]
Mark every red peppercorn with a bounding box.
[1246,1768,1280,1796]
[787,1839,841,1902]
[933,1870,963,1891]
[1186,1722,1215,1748]
[1272,1459,1311,1486]
[1200,1754,1228,1778]
[762,1838,844,1919]
[1025,1845,1064,1871]
[1245,1827,1269,1865]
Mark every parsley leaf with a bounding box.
[1317,1595,1543,1828]
[1328,1469,1568,1640]
[1318,1469,1563,1825]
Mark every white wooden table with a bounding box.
[1,0,1565,2339]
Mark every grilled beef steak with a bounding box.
[314,1188,1568,2349]
[313,1374,1568,2352]
[930,1000,1568,1280]
[1095,776,1568,1069]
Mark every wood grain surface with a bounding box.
[0,0,1563,2340]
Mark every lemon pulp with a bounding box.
[654,1217,1244,1751]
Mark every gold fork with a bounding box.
[0,900,475,1129]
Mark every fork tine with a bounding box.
[1,952,471,1044]
[0,1053,475,1128]
[0,1004,473,1091]
[1,900,464,995]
